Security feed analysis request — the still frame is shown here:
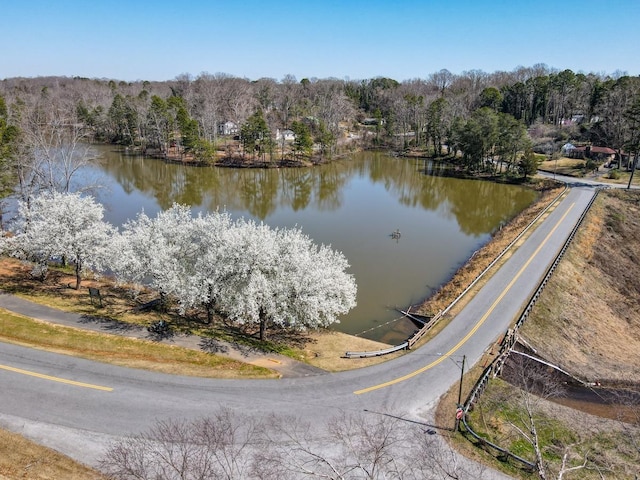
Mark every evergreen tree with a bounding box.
[241,110,271,161]
[291,121,313,159]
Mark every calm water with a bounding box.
[83,146,536,343]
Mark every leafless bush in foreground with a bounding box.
[101,408,486,480]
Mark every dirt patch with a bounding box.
[296,330,404,371]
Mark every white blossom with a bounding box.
[8,191,114,289]
[217,220,357,339]
[8,196,357,337]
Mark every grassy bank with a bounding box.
[0,308,274,378]
[0,428,107,480]
[520,188,640,384]
[415,179,564,318]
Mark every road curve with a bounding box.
[0,185,597,469]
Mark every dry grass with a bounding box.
[539,156,586,175]
[0,308,274,378]
[415,179,564,318]
[0,428,107,480]
[295,330,404,371]
[436,189,640,478]
[0,258,175,326]
[520,189,640,384]
[0,259,276,379]
[0,257,399,373]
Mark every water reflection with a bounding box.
[91,146,536,343]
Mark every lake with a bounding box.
[82,146,536,344]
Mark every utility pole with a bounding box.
[454,355,466,431]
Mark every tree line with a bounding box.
[0,65,639,175]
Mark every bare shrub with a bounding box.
[101,408,260,480]
[102,409,488,480]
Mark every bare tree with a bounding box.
[101,409,260,480]
[14,91,99,201]
[428,69,455,96]
[222,76,256,132]
[499,354,567,479]
[192,73,220,145]
[255,411,491,480]
[309,80,355,157]
[102,409,490,480]
[475,353,622,479]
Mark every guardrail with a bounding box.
[344,310,443,358]
[458,187,602,470]
[407,311,442,348]
[344,185,568,359]
[344,342,409,358]
[441,184,568,318]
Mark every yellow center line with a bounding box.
[0,364,113,392]
[354,203,575,395]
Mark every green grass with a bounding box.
[0,258,314,364]
[0,308,275,379]
[463,377,639,479]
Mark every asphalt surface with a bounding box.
[0,184,598,477]
[0,292,326,378]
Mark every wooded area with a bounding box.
[1,65,639,177]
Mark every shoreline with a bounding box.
[411,178,563,317]
[0,176,564,374]
[302,177,564,369]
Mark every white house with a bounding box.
[276,129,295,141]
[218,121,239,136]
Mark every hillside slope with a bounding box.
[520,189,640,384]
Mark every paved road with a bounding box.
[0,292,326,378]
[0,184,597,475]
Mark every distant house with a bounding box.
[362,117,385,126]
[568,145,616,162]
[560,114,585,126]
[218,121,239,136]
[276,129,295,141]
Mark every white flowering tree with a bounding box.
[7,191,114,289]
[184,211,236,322]
[109,204,196,305]
[218,220,357,340]
[109,204,356,337]
[110,205,233,321]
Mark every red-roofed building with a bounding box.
[568,145,617,162]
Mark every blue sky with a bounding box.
[2,0,638,82]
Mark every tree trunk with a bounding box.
[205,286,215,324]
[259,308,267,341]
[75,259,82,290]
[627,153,639,189]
